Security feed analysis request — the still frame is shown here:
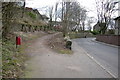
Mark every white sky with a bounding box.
[25,0,98,18]
[25,0,119,29]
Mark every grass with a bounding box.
[2,39,26,78]
[68,31,96,39]
[47,33,73,54]
[2,31,47,78]
[0,39,2,79]
[58,49,73,54]
[53,42,73,54]
[68,32,81,39]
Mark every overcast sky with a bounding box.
[25,0,98,18]
[25,0,119,29]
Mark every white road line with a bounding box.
[74,39,117,78]
[85,51,117,78]
[91,39,118,48]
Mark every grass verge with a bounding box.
[2,31,47,78]
[47,33,73,54]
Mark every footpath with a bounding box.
[22,33,112,78]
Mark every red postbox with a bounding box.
[16,36,21,46]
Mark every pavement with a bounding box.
[22,34,113,78]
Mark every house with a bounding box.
[114,16,120,35]
[40,15,49,23]
[33,9,49,22]
[24,7,49,26]
[93,21,106,33]
[93,21,101,31]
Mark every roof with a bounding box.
[25,7,33,11]
[114,16,120,20]
[41,15,49,19]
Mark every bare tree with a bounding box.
[61,1,70,37]
[48,6,54,30]
[54,2,59,26]
[58,1,87,36]
[80,8,87,31]
[95,0,119,34]
[87,17,95,31]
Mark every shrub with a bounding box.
[27,12,36,19]
[90,30,100,35]
[106,29,115,34]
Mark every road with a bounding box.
[74,38,118,78]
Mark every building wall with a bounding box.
[115,18,120,35]
[93,23,100,31]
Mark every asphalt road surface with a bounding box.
[74,38,118,78]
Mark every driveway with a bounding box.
[22,34,112,78]
[74,38,118,78]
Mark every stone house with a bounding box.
[93,21,106,34]
[93,22,101,31]
[33,9,49,23]
[8,5,49,32]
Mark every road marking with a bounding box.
[91,38,118,48]
[85,51,117,78]
[73,40,117,78]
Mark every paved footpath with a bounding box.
[22,33,112,78]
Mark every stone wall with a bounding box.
[0,2,2,38]
[96,35,120,46]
